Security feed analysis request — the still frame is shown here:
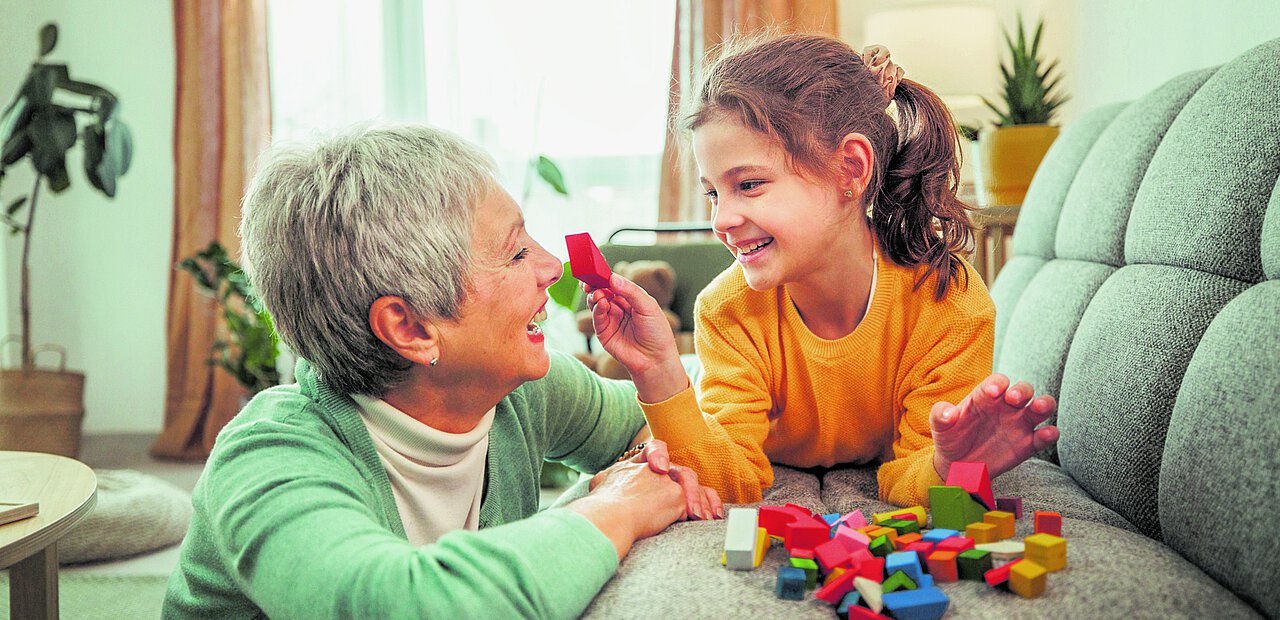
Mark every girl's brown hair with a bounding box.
[688,33,973,300]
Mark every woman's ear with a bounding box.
[838,132,875,199]
[369,296,440,367]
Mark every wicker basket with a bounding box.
[0,345,86,457]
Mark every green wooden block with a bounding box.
[929,486,969,530]
[962,495,989,526]
[869,534,894,558]
[789,557,820,589]
[957,548,993,581]
[882,518,920,536]
[882,569,918,593]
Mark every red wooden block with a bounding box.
[785,515,831,552]
[945,461,995,510]
[983,558,1022,588]
[1034,511,1063,536]
[814,538,855,573]
[935,536,976,554]
[904,541,935,557]
[846,607,892,620]
[759,505,800,537]
[843,548,874,571]
[790,548,815,560]
[926,550,959,582]
[565,232,612,289]
[815,567,859,603]
[856,556,886,583]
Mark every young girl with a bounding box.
[587,35,1059,507]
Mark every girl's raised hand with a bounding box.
[929,373,1060,480]
[583,274,688,403]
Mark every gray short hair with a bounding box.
[240,124,498,395]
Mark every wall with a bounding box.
[840,0,1280,124]
[0,0,175,434]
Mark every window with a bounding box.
[267,0,677,260]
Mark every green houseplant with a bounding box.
[0,23,133,457]
[179,240,280,395]
[974,14,1068,207]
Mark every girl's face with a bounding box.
[693,115,849,292]
[434,189,564,390]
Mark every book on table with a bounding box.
[0,500,39,526]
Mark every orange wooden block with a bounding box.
[894,532,923,551]
[983,510,1016,540]
[925,550,959,582]
[966,522,999,544]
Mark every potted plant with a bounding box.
[0,23,133,457]
[975,14,1068,207]
[178,241,280,399]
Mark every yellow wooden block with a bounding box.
[866,526,897,543]
[719,551,726,566]
[966,522,999,544]
[873,506,927,525]
[824,566,847,587]
[1009,560,1048,598]
[983,510,1016,540]
[1024,533,1067,571]
[753,527,769,567]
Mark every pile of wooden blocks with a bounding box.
[722,461,1069,619]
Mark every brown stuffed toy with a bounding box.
[574,260,680,380]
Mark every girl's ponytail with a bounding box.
[872,79,974,300]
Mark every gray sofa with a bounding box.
[581,38,1279,619]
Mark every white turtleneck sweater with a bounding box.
[351,394,494,546]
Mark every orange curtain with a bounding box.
[153,0,271,460]
[658,0,838,223]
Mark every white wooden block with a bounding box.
[853,576,884,613]
[724,507,759,570]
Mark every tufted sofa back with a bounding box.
[988,38,1280,616]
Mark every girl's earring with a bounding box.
[844,190,854,200]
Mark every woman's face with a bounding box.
[693,115,848,292]
[434,188,563,389]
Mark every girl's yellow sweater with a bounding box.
[642,251,994,506]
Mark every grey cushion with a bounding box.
[1125,39,1280,283]
[1265,179,1280,279]
[59,469,192,564]
[988,256,1045,366]
[586,499,1259,618]
[1160,282,1280,618]
[1054,69,1214,266]
[1056,265,1248,540]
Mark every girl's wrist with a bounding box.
[630,356,689,405]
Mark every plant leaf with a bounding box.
[38,23,58,58]
[27,106,77,181]
[6,196,27,217]
[535,155,568,196]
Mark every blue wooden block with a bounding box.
[775,566,806,600]
[921,528,959,543]
[886,551,923,584]
[882,587,950,620]
[836,590,862,619]
[822,513,842,526]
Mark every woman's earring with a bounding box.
[844,190,855,200]
[429,358,438,367]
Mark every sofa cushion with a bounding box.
[1056,265,1249,540]
[1266,180,1280,279]
[1160,282,1280,618]
[994,260,1114,406]
[1124,39,1280,283]
[987,255,1044,367]
[585,499,1260,618]
[1054,69,1213,266]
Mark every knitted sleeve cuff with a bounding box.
[637,387,710,452]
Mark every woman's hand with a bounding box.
[584,274,688,403]
[589,439,724,521]
[929,373,1060,480]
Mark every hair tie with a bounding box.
[861,45,905,105]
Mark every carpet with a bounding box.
[0,573,169,619]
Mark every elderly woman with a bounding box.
[163,124,721,619]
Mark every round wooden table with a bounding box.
[0,451,97,620]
